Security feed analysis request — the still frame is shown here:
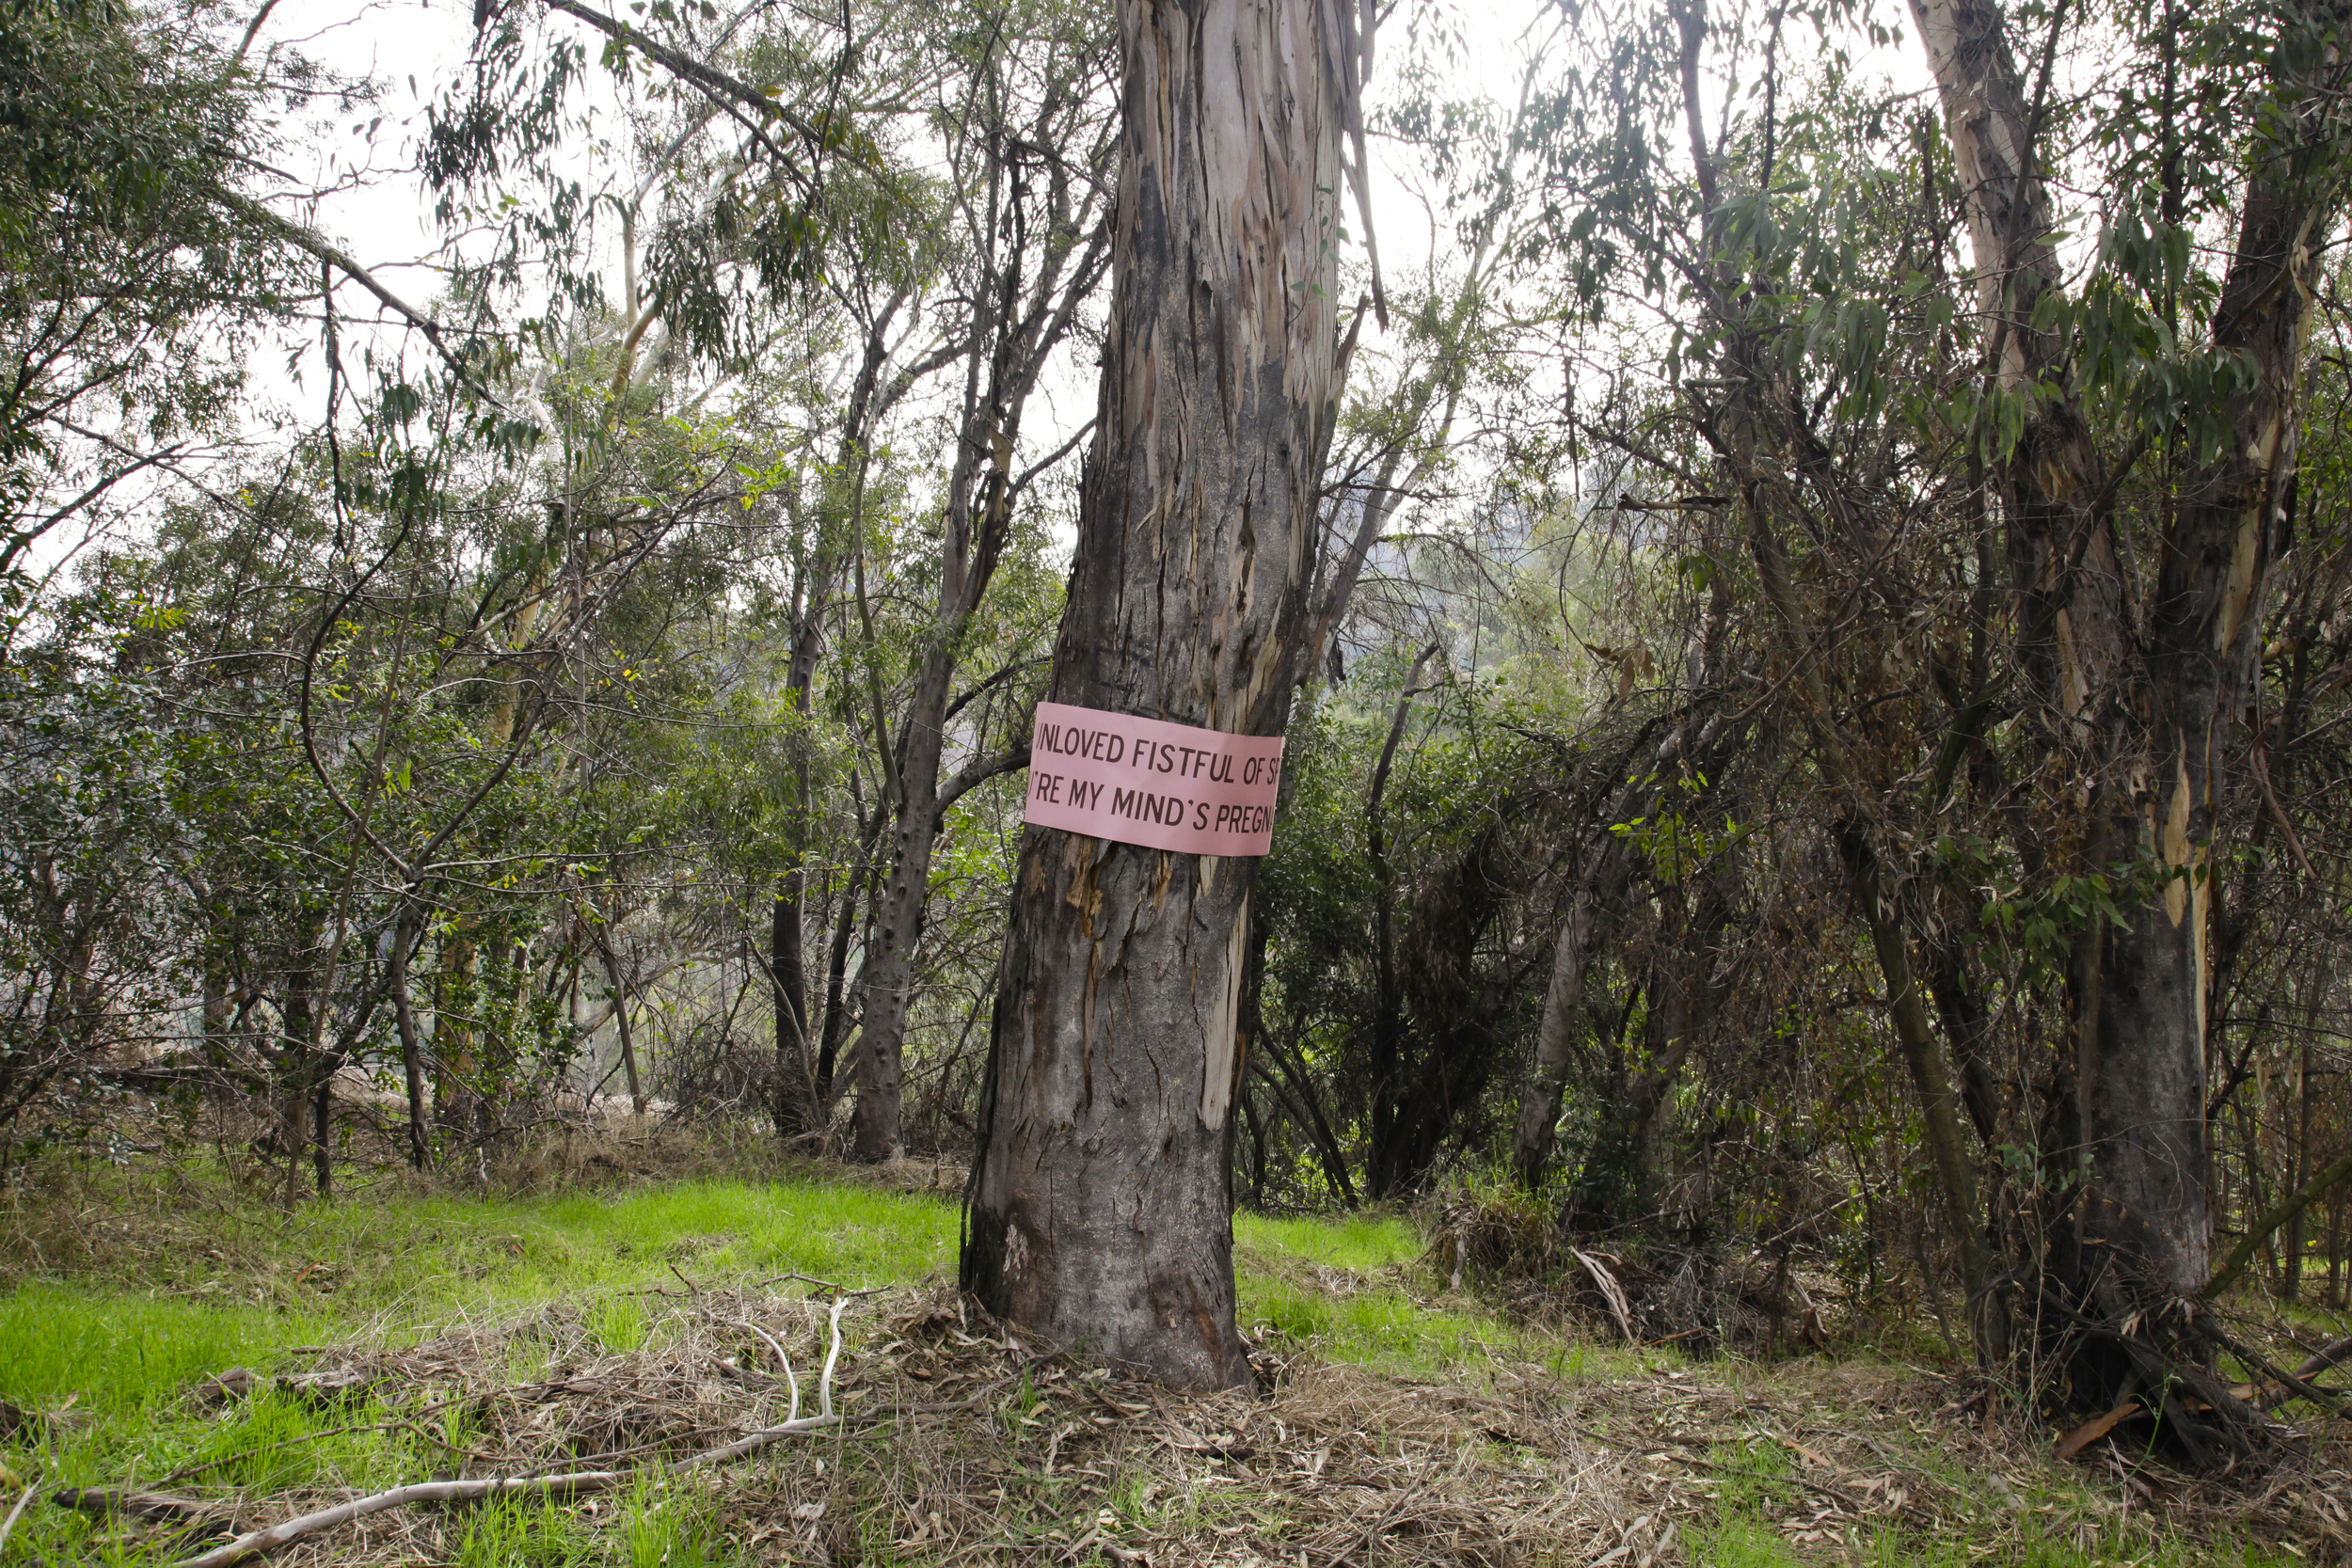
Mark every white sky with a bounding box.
[34,0,1938,583]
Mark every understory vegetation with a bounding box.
[0,1150,2337,1566]
[9,0,2352,1542]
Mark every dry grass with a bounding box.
[20,1276,2346,1567]
[3,1152,2349,1565]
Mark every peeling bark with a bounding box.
[1912,0,2348,1433]
[961,0,1364,1388]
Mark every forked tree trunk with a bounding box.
[1912,0,2346,1438]
[2084,135,2336,1309]
[849,111,1113,1163]
[961,0,1364,1388]
[773,290,911,1141]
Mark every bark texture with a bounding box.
[961,0,1362,1388]
[1911,0,2348,1432]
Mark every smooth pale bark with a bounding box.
[961,0,1363,1388]
[389,907,430,1169]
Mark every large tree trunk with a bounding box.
[2086,129,2335,1304]
[1911,0,2346,1442]
[961,0,1363,1388]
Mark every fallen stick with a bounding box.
[0,1468,40,1558]
[172,1468,630,1568]
[176,1410,844,1567]
[176,1295,855,1568]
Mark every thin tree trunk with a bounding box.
[772,875,808,1135]
[849,127,1113,1163]
[279,969,313,1207]
[389,908,430,1171]
[437,936,477,1138]
[1512,711,1730,1190]
[850,666,953,1163]
[962,0,1366,1388]
[2328,1183,2345,1309]
[1365,644,1437,1200]
[771,288,913,1139]
[602,937,646,1116]
[813,839,870,1107]
[312,1049,335,1199]
[2288,1034,2313,1299]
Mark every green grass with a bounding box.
[0,1167,2315,1568]
[1232,1210,1502,1372]
[0,1170,969,1565]
[0,1288,336,1417]
[0,1172,1549,1563]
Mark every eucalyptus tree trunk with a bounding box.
[961,0,1366,1387]
[2088,139,2338,1304]
[1912,0,2347,1437]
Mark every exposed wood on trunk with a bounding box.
[1906,0,2347,1442]
[961,0,1366,1388]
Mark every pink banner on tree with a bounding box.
[1023,701,1286,857]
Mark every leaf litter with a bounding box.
[42,1275,2352,1566]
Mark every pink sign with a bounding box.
[1023,701,1286,856]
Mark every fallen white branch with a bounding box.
[175,1297,853,1567]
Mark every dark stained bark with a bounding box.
[814,826,876,1106]
[1910,0,2349,1444]
[2083,122,2338,1312]
[389,906,430,1170]
[1364,644,1437,1197]
[1253,1025,1359,1208]
[961,0,1365,1388]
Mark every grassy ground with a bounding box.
[0,1148,2336,1566]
